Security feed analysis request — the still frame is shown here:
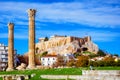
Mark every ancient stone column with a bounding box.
[27,9,36,69]
[6,23,14,71]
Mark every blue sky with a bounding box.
[0,0,120,55]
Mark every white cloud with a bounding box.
[0,1,120,42]
[0,33,28,39]
[0,28,119,42]
[0,2,120,28]
[36,29,120,42]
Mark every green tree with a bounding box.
[66,59,75,67]
[35,47,39,53]
[97,49,106,56]
[35,55,41,65]
[116,60,120,66]
[17,55,28,65]
[74,52,81,58]
[113,54,119,57]
[76,55,89,67]
[56,55,65,67]
[103,56,115,66]
[41,51,48,56]
[44,36,49,41]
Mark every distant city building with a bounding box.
[41,55,57,67]
[63,53,75,62]
[0,43,17,71]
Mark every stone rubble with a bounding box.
[16,63,26,70]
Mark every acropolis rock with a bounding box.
[36,35,99,55]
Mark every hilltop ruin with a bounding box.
[36,35,99,55]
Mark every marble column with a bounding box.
[6,23,14,71]
[27,9,36,69]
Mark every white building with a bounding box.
[63,53,75,62]
[41,55,57,67]
[0,43,17,70]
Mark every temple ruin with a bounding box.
[6,23,14,71]
[27,9,36,69]
[6,9,99,71]
[36,35,98,55]
[6,9,37,70]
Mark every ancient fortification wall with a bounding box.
[36,35,98,54]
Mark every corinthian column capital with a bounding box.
[27,9,36,17]
[8,22,14,30]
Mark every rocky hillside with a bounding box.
[35,35,99,55]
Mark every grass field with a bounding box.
[0,68,82,80]
[0,67,120,80]
[94,66,120,70]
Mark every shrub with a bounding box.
[103,56,115,66]
[35,56,41,65]
[18,55,28,65]
[74,52,81,58]
[44,37,49,41]
[76,55,89,67]
[97,49,106,56]
[41,51,48,56]
[56,55,65,67]
[66,59,75,67]
[89,56,120,67]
